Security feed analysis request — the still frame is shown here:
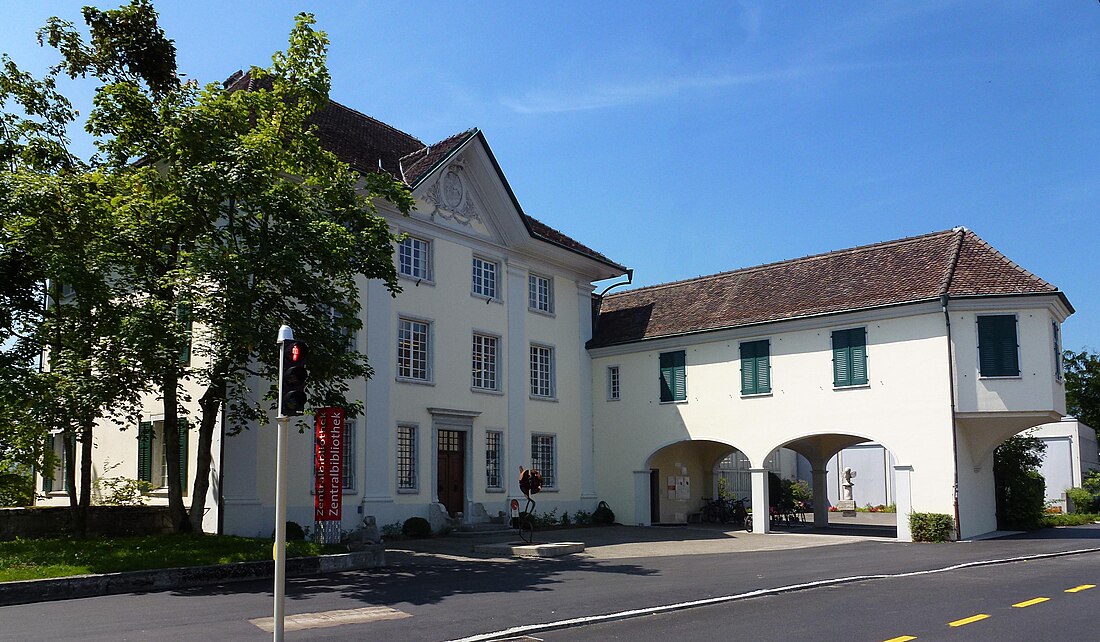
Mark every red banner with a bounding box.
[314,407,344,522]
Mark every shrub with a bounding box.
[0,471,33,507]
[270,521,307,541]
[910,512,954,542]
[1042,512,1100,527]
[559,512,571,527]
[592,501,615,525]
[381,521,403,538]
[1066,487,1097,514]
[572,509,592,526]
[402,516,432,538]
[93,477,152,506]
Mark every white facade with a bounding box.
[591,293,1070,541]
[1029,417,1099,510]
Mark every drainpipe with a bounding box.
[942,293,963,541]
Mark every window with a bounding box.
[528,273,553,313]
[472,333,499,390]
[472,256,499,299]
[328,306,355,354]
[530,344,555,397]
[41,434,70,493]
[137,419,188,489]
[1053,321,1063,382]
[342,420,356,490]
[397,318,430,380]
[977,315,1019,377]
[486,431,503,489]
[740,340,771,395]
[397,425,417,490]
[659,350,686,402]
[398,235,431,280]
[607,366,621,401]
[531,434,556,489]
[832,328,868,387]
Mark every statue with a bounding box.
[842,467,857,501]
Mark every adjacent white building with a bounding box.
[589,228,1072,540]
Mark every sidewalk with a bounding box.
[386,515,899,564]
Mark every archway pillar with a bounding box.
[750,468,770,534]
[812,468,829,527]
[633,470,652,526]
[894,464,914,542]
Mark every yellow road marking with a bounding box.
[1012,597,1050,608]
[948,614,989,627]
[1065,584,1095,593]
[883,636,917,642]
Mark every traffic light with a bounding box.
[279,340,308,416]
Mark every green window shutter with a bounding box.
[740,340,771,394]
[659,351,686,402]
[42,435,55,492]
[178,419,189,492]
[849,328,867,385]
[177,304,192,366]
[137,421,153,483]
[833,330,851,387]
[977,315,1019,377]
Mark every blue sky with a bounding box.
[2,1,1097,349]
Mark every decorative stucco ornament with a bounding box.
[424,158,480,225]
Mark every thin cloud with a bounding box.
[501,63,884,115]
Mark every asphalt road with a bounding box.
[3,525,1100,641]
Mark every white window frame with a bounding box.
[397,317,432,382]
[607,365,621,401]
[530,344,555,398]
[396,424,418,492]
[471,255,500,300]
[472,332,500,391]
[528,272,554,314]
[485,430,504,491]
[531,433,557,490]
[398,235,432,281]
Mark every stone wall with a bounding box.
[0,506,173,540]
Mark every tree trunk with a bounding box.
[188,374,226,533]
[64,432,83,536]
[162,368,190,533]
[76,420,94,537]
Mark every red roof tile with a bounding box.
[591,228,1067,348]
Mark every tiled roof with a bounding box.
[222,70,620,270]
[590,228,1066,348]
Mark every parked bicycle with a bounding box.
[703,496,749,529]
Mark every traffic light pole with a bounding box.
[273,324,294,642]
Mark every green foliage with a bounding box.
[572,510,592,526]
[1083,470,1100,494]
[559,511,571,527]
[1064,349,1100,432]
[1041,512,1100,527]
[0,470,33,507]
[92,477,152,506]
[909,512,955,542]
[592,501,615,525]
[994,435,1048,530]
[1065,487,1097,514]
[0,533,337,582]
[380,521,403,539]
[402,516,431,538]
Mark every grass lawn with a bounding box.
[0,534,340,583]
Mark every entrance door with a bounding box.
[437,430,466,516]
[650,469,661,524]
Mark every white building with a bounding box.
[589,229,1071,541]
[1030,417,1099,511]
[36,90,627,536]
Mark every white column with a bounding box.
[894,464,914,542]
[505,263,528,504]
[362,279,393,509]
[812,468,829,527]
[633,470,652,525]
[751,468,770,534]
[577,281,597,501]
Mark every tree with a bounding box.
[993,435,1047,530]
[1065,349,1100,433]
[3,1,413,532]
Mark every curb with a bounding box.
[0,545,384,607]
